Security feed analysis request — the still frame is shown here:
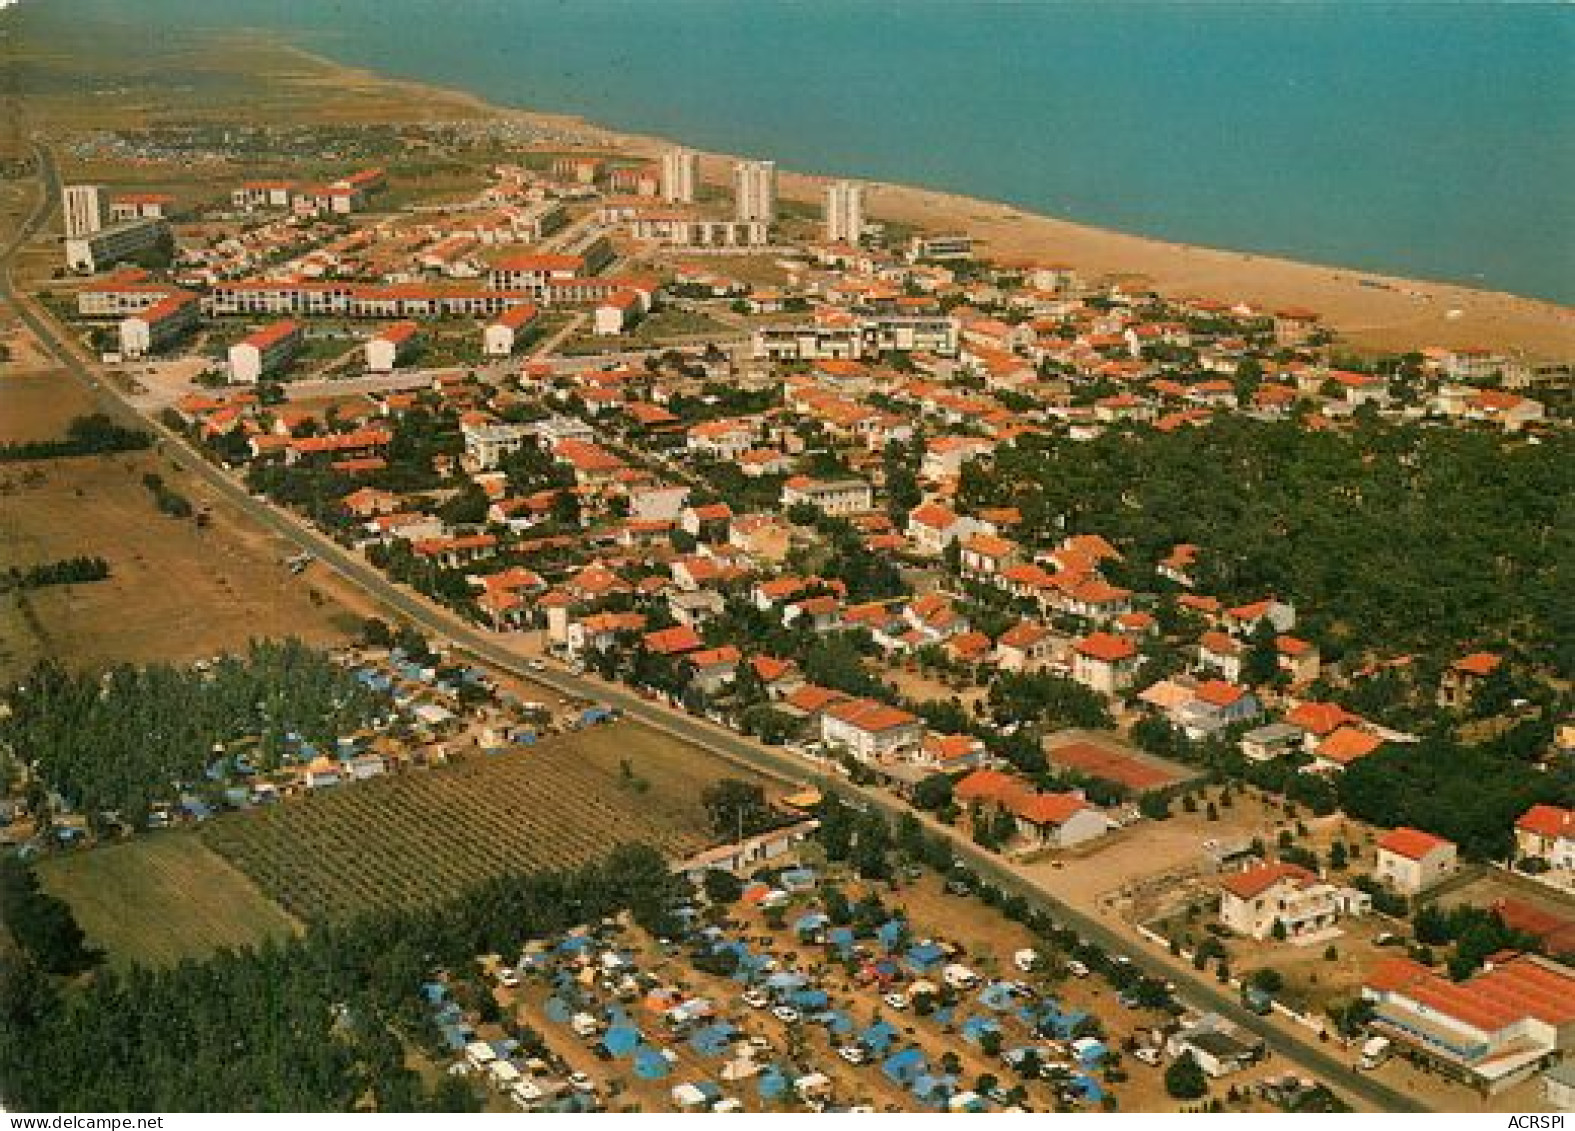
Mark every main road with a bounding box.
[4,142,1424,1113]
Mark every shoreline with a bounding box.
[158,38,1575,358]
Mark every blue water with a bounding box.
[14,0,1574,303]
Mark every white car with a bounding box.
[882,992,910,1011]
[1066,960,1091,979]
[497,969,520,989]
[837,1046,867,1065]
[771,1005,801,1024]
[1133,1047,1161,1067]
[742,990,770,1009]
[568,1072,595,1093]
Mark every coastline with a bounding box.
[124,36,1575,359]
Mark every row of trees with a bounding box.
[0,414,151,462]
[1,556,109,591]
[1,640,388,828]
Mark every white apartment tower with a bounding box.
[734,159,777,224]
[825,180,865,244]
[660,147,698,203]
[63,184,108,239]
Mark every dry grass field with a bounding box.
[0,446,362,680]
[200,723,760,923]
[35,832,301,968]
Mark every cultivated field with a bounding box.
[35,832,301,968]
[200,724,759,923]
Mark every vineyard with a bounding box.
[200,723,756,922]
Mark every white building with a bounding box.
[482,302,539,357]
[660,147,698,204]
[1219,862,1362,941]
[365,321,420,373]
[63,184,109,238]
[462,421,533,471]
[1374,827,1458,896]
[733,159,777,224]
[821,698,925,764]
[593,289,644,336]
[781,475,872,517]
[228,321,302,384]
[1515,804,1575,872]
[118,292,198,359]
[825,181,864,244]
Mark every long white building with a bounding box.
[733,160,777,224]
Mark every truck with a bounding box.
[1358,1035,1393,1070]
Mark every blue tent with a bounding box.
[558,935,593,954]
[912,1073,958,1107]
[766,972,808,992]
[811,1009,854,1035]
[602,1025,640,1058]
[1071,1073,1105,1103]
[544,996,572,1024]
[794,912,829,935]
[1075,1039,1108,1065]
[420,982,448,1005]
[757,1068,789,1101]
[633,1045,672,1080]
[905,941,945,971]
[979,981,1017,1011]
[882,1046,926,1086]
[860,1019,899,1054]
[689,1022,737,1059]
[790,988,829,1011]
[876,918,908,951]
[826,927,856,954]
[932,1005,956,1026]
[962,1014,1002,1046]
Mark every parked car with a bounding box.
[742,990,769,1009]
[1133,1047,1161,1067]
[837,1046,867,1065]
[882,992,910,1011]
[772,1005,801,1024]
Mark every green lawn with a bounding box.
[37,831,300,968]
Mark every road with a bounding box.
[3,142,1425,1114]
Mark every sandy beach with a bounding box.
[295,41,1570,361]
[36,24,1575,361]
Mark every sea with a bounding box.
[14,0,1575,304]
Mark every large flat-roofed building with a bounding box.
[64,217,168,274]
[733,159,777,224]
[825,181,864,244]
[752,314,959,362]
[781,475,873,517]
[660,147,698,204]
[907,232,975,262]
[228,321,302,384]
[119,292,199,359]
[1363,954,1575,1093]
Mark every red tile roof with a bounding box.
[1377,826,1453,861]
[1220,862,1317,901]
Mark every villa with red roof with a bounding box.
[1071,632,1141,695]
[1438,651,1503,711]
[953,768,1112,850]
[1514,805,1575,873]
[1218,861,1366,940]
[820,698,925,765]
[1374,827,1459,895]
